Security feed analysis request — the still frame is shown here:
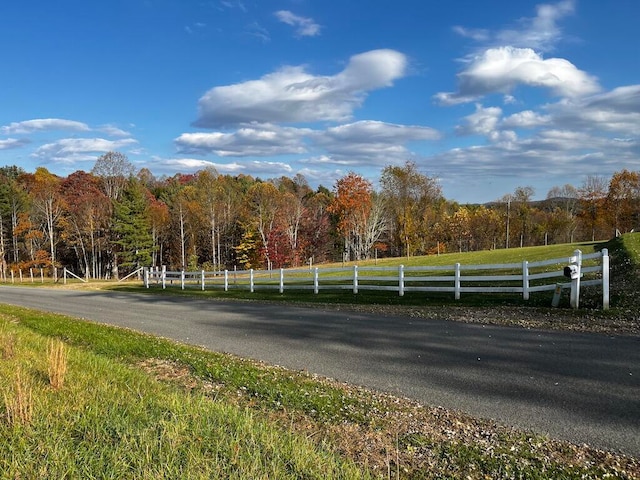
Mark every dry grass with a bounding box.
[0,330,16,360]
[47,338,67,390]
[3,368,33,427]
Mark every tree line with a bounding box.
[1,152,638,279]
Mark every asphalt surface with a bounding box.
[0,286,638,457]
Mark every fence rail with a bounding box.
[144,249,610,310]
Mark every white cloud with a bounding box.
[175,124,310,156]
[426,125,639,188]
[1,118,90,135]
[456,104,503,136]
[160,158,246,173]
[313,120,440,165]
[32,137,138,164]
[549,84,640,135]
[194,49,407,127]
[452,26,490,43]
[455,104,520,143]
[502,110,552,128]
[99,125,132,137]
[275,10,321,37]
[0,138,30,150]
[495,0,575,52]
[435,47,600,105]
[159,157,292,177]
[454,0,575,52]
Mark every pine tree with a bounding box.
[112,179,154,274]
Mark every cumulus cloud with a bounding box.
[1,118,90,135]
[0,138,30,150]
[175,124,310,157]
[455,104,520,143]
[502,110,552,128]
[275,10,321,37]
[495,0,575,51]
[549,84,640,135]
[456,104,502,136]
[193,49,407,127]
[454,0,575,52]
[435,47,600,105]
[161,157,292,177]
[32,137,138,164]
[160,158,245,173]
[430,133,638,182]
[312,120,440,165]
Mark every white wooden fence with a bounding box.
[144,249,610,310]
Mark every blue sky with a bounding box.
[1,0,639,203]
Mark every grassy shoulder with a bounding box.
[1,305,638,479]
[0,308,368,479]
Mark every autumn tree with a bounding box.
[605,170,640,235]
[0,166,27,277]
[26,168,64,278]
[194,168,223,270]
[91,151,135,201]
[245,181,283,268]
[579,175,608,241]
[468,205,503,251]
[512,186,535,247]
[328,173,387,261]
[380,161,442,257]
[147,196,170,268]
[546,184,579,243]
[300,187,333,264]
[59,171,110,278]
[275,174,313,266]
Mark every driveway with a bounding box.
[0,286,638,457]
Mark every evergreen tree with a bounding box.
[112,179,154,274]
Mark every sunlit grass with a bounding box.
[0,311,369,479]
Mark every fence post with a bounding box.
[40,268,44,283]
[399,264,405,296]
[19,269,23,283]
[224,270,229,291]
[250,269,254,293]
[180,270,185,290]
[30,268,34,283]
[161,265,166,289]
[454,263,461,300]
[63,268,67,285]
[201,270,205,291]
[353,265,358,294]
[570,249,582,309]
[602,248,610,310]
[522,260,530,300]
[279,268,284,294]
[144,267,149,288]
[313,267,319,294]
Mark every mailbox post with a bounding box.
[564,249,582,309]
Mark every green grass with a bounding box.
[1,305,638,479]
[0,310,369,479]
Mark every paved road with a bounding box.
[1,286,638,457]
